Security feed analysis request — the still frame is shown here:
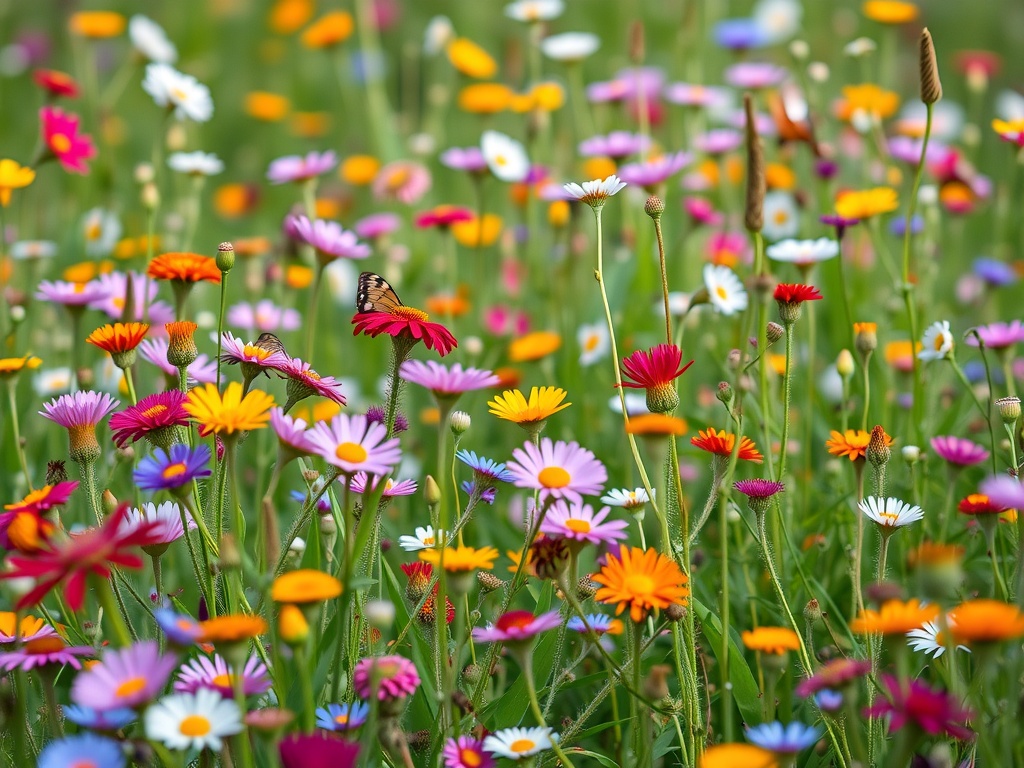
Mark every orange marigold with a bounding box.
[949,600,1024,645]
[593,545,689,623]
[691,427,763,463]
[849,599,939,635]
[825,429,893,461]
[200,614,268,644]
[86,322,149,355]
[147,252,222,284]
[741,626,801,655]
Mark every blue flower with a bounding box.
[746,720,821,754]
[973,257,1017,286]
[134,443,212,492]
[567,614,617,635]
[713,18,767,50]
[456,450,515,485]
[154,607,203,645]
[39,734,126,768]
[814,688,843,712]
[289,489,332,513]
[63,705,136,731]
[461,480,497,505]
[315,701,370,731]
[889,214,923,237]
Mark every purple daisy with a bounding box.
[506,437,607,504]
[307,413,403,476]
[270,408,317,455]
[174,653,272,697]
[40,390,118,430]
[275,356,347,408]
[352,655,420,701]
[267,150,337,184]
[973,258,1017,287]
[795,658,872,698]
[134,443,213,492]
[724,61,787,89]
[287,215,371,264]
[138,338,218,384]
[462,481,497,504]
[745,721,821,754]
[663,82,731,110]
[219,331,289,381]
[440,146,488,174]
[979,475,1024,510]
[0,637,93,671]
[694,128,744,155]
[348,473,417,497]
[35,279,108,307]
[89,271,174,326]
[154,607,203,646]
[443,736,496,768]
[354,212,402,241]
[540,501,628,546]
[108,390,189,448]
[228,300,301,333]
[930,436,990,467]
[578,131,650,159]
[714,17,767,50]
[965,320,1024,350]
[399,360,500,399]
[71,640,178,711]
[472,610,562,644]
[617,151,692,191]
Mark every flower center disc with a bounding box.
[537,466,570,489]
[115,676,147,698]
[509,739,536,754]
[460,749,483,767]
[389,305,430,322]
[141,404,168,418]
[624,573,655,597]
[179,714,212,737]
[162,462,188,480]
[335,442,368,464]
[565,518,591,534]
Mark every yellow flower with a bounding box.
[185,382,275,437]
[488,386,570,425]
[69,11,126,38]
[548,200,571,228]
[286,264,314,289]
[0,159,35,207]
[291,400,342,424]
[700,744,776,768]
[583,157,617,182]
[341,155,381,186]
[269,0,314,35]
[214,183,258,219]
[765,162,796,190]
[245,91,291,122]
[301,11,354,48]
[457,83,513,114]
[838,84,900,122]
[278,604,309,645]
[420,545,499,572]
[862,0,918,24]
[508,331,561,362]
[742,626,800,655]
[834,187,899,219]
[271,569,342,603]
[290,111,331,138]
[0,355,42,379]
[446,38,498,79]
[451,214,502,248]
[63,260,114,283]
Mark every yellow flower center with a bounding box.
[460,749,483,767]
[179,714,212,737]
[302,370,322,381]
[141,404,168,419]
[584,334,600,352]
[565,518,591,534]
[86,222,102,241]
[495,154,507,167]
[423,536,435,545]
[171,87,188,103]
[878,510,900,524]
[243,344,272,360]
[334,713,350,725]
[335,442,368,463]
[387,167,410,189]
[50,134,72,154]
[509,739,536,754]
[115,676,147,698]
[537,466,570,489]
[389,305,430,322]
[773,210,788,225]
[624,573,655,597]
[162,462,188,480]
[211,673,235,688]
[933,333,946,351]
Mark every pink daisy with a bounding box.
[399,360,500,399]
[287,215,371,265]
[266,150,337,184]
[617,151,691,191]
[227,300,301,333]
[108,390,189,447]
[89,271,175,327]
[372,160,432,205]
[117,502,195,553]
[930,436,990,467]
[354,212,402,241]
[506,437,607,505]
[40,390,119,429]
[443,736,496,768]
[540,501,628,546]
[40,106,96,174]
[472,610,562,644]
[174,653,272,697]
[0,637,93,671]
[138,338,218,384]
[965,320,1024,350]
[308,413,403,476]
[270,408,317,455]
[35,279,108,308]
[71,640,178,711]
[348,473,417,497]
[275,356,347,409]
[352,655,420,701]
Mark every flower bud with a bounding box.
[789,39,809,60]
[141,182,159,211]
[302,469,320,484]
[866,425,891,470]
[477,571,505,594]
[836,349,855,378]
[216,242,235,273]
[644,195,665,220]
[450,410,471,435]
[716,381,734,407]
[766,321,785,344]
[804,598,822,623]
[919,28,943,105]
[365,599,396,629]
[996,396,1021,424]
[530,535,570,580]
[101,490,119,516]
[901,445,920,464]
[854,322,878,357]
[665,603,686,623]
[425,475,442,506]
[134,163,155,184]
[219,533,241,571]
[278,604,309,646]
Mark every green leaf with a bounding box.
[567,749,620,767]
[692,597,764,727]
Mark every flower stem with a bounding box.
[653,217,672,344]
[777,325,794,481]
[305,264,325,363]
[94,575,132,647]
[860,351,873,432]
[216,277,228,390]
[524,663,577,768]
[719,491,734,742]
[6,380,33,491]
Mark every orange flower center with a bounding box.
[389,305,430,322]
[243,344,272,360]
[25,636,65,654]
[335,442,368,463]
[70,761,97,768]
[162,462,188,480]
[211,673,235,688]
[624,573,655,597]
[115,676,147,698]
[179,714,211,737]
[537,466,570,489]
[460,748,483,767]
[50,134,72,154]
[141,404,168,419]
[565,518,591,534]
[387,168,410,189]
[933,333,946,351]
[334,713,350,725]
[509,739,536,753]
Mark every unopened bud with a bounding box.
[804,598,822,623]
[854,322,878,356]
[996,396,1021,424]
[278,604,309,646]
[716,381,734,406]
[477,571,505,593]
[919,28,943,105]
[837,349,855,378]
[219,533,241,570]
[115,446,135,464]
[425,475,442,506]
[134,163,155,184]
[450,410,471,435]
[101,490,119,516]
[462,663,483,686]
[141,182,159,210]
[644,195,665,220]
[726,349,742,370]
[302,469,320,484]
[216,242,235,273]
[867,425,891,469]
[365,599,396,629]
[766,322,785,344]
[665,603,686,622]
[901,445,921,464]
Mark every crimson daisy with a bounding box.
[617,344,694,414]
[773,283,823,325]
[352,307,457,357]
[691,427,763,463]
[108,390,189,448]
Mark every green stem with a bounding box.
[861,351,873,432]
[949,355,997,476]
[777,325,794,481]
[94,575,132,647]
[719,490,733,742]
[123,364,138,405]
[305,264,325,363]
[216,276,228,390]
[524,663,577,768]
[6,380,33,490]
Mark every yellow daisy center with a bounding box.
[243,344,272,360]
[211,673,235,688]
[537,466,570,489]
[389,305,430,322]
[179,714,212,737]
[509,739,536,753]
[334,713,350,725]
[162,462,188,480]
[50,134,72,154]
[335,442,368,464]
[460,749,483,767]
[624,573,655,597]
[141,404,168,419]
[715,286,728,300]
[584,334,600,352]
[933,333,946,351]
[565,518,591,534]
[115,677,147,698]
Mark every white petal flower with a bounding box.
[576,322,609,366]
[601,487,652,510]
[540,32,600,62]
[168,151,224,176]
[504,0,564,22]
[918,320,954,361]
[907,620,970,658]
[858,496,925,529]
[144,689,242,751]
[481,130,529,183]
[129,15,177,63]
[844,37,877,58]
[397,525,447,552]
[703,264,748,315]
[562,175,627,208]
[81,208,121,257]
[484,726,558,760]
[766,237,839,265]
[423,15,454,55]
[761,191,800,241]
[142,63,213,123]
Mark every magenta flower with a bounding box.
[40,106,96,174]
[228,300,301,333]
[795,658,872,697]
[863,675,974,741]
[275,356,347,408]
[506,437,607,505]
[663,82,731,109]
[41,390,119,429]
[443,736,496,768]
[618,343,693,413]
[267,150,337,184]
[617,151,692,190]
[440,146,488,173]
[472,610,562,644]
[174,653,272,697]
[724,61,787,89]
[399,360,500,399]
[684,197,724,226]
[89,271,174,326]
[348,473,417,497]
[287,215,371,264]
[279,733,360,768]
[35,279,108,307]
[352,655,420,701]
[965,320,1024,350]
[415,206,474,229]
[109,390,189,447]
[270,408,317,455]
[219,332,290,379]
[0,637,93,671]
[71,640,178,711]
[139,338,218,384]
[372,160,431,204]
[540,501,628,546]
[578,131,650,159]
[354,212,402,240]
[734,479,786,500]
[930,436,990,467]
[694,128,744,155]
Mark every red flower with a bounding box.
[108,390,190,448]
[415,205,474,229]
[4,481,79,515]
[399,562,453,624]
[0,505,162,610]
[863,675,974,741]
[40,106,96,175]
[352,307,457,357]
[957,493,1007,516]
[33,69,80,98]
[619,344,694,389]
[691,427,763,463]
[773,283,823,304]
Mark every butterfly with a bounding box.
[254,332,288,357]
[356,271,403,314]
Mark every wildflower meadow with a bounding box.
[2,1,1024,766]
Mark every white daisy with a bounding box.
[766,237,839,266]
[34,367,74,397]
[576,322,609,366]
[907,620,970,659]
[601,487,652,510]
[753,0,802,45]
[118,502,195,547]
[397,525,447,552]
[145,688,242,752]
[664,292,692,316]
[702,264,748,315]
[918,320,954,362]
[82,208,122,257]
[423,16,455,56]
[607,393,649,416]
[562,175,626,208]
[168,151,224,176]
[504,0,564,22]
[483,726,558,760]
[844,37,877,58]
[129,15,177,64]
[10,240,57,260]
[858,496,925,529]
[142,63,213,123]
[481,130,529,183]
[540,32,600,62]
[761,191,800,241]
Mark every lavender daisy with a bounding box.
[506,437,607,504]
[308,413,403,476]
[965,320,1024,350]
[228,300,301,333]
[540,501,628,547]
[117,501,195,555]
[440,146,488,174]
[40,390,119,464]
[617,152,692,191]
[456,450,515,487]
[139,338,218,384]
[275,357,347,410]
[399,360,500,400]
[71,640,178,710]
[349,473,417,498]
[35,279,108,308]
[174,653,272,697]
[0,637,93,671]
[287,215,371,265]
[267,150,338,184]
[134,443,213,493]
[724,61,787,89]
[270,408,317,456]
[578,131,650,159]
[930,436,990,467]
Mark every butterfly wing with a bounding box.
[356,272,404,314]
[254,332,288,357]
